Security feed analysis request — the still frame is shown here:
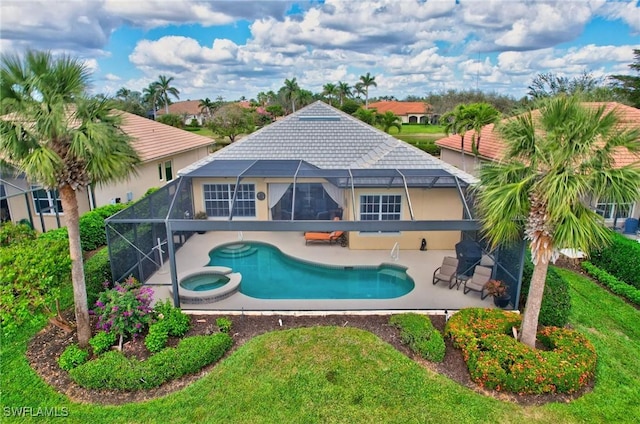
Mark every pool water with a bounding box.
[180,274,230,292]
[208,242,414,299]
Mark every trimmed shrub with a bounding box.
[590,231,640,289]
[0,238,71,334]
[216,317,232,334]
[582,261,640,305]
[445,308,596,394]
[145,323,169,353]
[389,313,445,362]
[84,247,112,307]
[58,344,89,371]
[519,262,570,327]
[70,333,233,390]
[0,222,36,247]
[154,299,191,337]
[89,331,117,355]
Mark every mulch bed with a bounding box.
[26,311,591,406]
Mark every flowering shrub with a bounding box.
[92,277,154,347]
[445,308,597,394]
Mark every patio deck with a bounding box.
[145,231,496,314]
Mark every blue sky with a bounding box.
[1,1,639,101]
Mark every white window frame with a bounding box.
[203,183,256,218]
[359,194,402,234]
[595,201,635,220]
[31,186,63,215]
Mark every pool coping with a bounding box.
[169,267,241,304]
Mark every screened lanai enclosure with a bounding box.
[105,160,526,311]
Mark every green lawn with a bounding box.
[2,269,639,423]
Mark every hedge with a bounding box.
[70,333,233,390]
[590,231,640,289]
[389,313,445,362]
[519,261,570,327]
[445,308,596,394]
[38,203,128,252]
[582,261,640,305]
[84,247,112,307]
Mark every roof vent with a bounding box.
[298,116,340,121]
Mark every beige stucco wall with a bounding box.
[438,148,487,176]
[190,179,464,250]
[94,147,210,207]
[346,187,463,251]
[3,176,90,232]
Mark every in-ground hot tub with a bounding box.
[170,266,242,304]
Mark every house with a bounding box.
[435,102,640,222]
[106,101,528,310]
[0,111,215,232]
[177,100,476,251]
[156,100,206,126]
[367,101,435,124]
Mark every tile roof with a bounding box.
[156,100,203,116]
[119,111,215,162]
[435,102,640,168]
[367,101,432,115]
[180,101,476,183]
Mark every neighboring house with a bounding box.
[157,100,206,125]
[1,112,215,232]
[164,101,476,251]
[435,102,640,222]
[367,101,435,124]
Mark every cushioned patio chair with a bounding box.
[432,256,459,289]
[304,230,344,245]
[463,265,492,299]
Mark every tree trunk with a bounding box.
[59,185,91,348]
[519,259,549,348]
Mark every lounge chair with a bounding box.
[304,230,345,245]
[463,265,492,299]
[432,256,459,289]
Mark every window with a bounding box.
[595,201,634,220]
[165,161,173,181]
[203,184,255,217]
[158,164,163,180]
[32,186,63,214]
[360,195,401,221]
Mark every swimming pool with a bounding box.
[207,242,414,299]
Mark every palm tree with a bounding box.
[115,87,131,100]
[378,111,402,133]
[282,78,300,113]
[322,83,338,106]
[359,72,377,108]
[466,103,500,156]
[142,82,160,120]
[440,104,473,172]
[353,82,366,101]
[0,50,140,348]
[337,81,352,107]
[199,97,215,119]
[476,96,640,348]
[155,75,180,114]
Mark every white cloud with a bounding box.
[104,73,121,81]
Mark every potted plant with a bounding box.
[194,211,208,234]
[484,279,511,308]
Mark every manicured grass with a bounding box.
[2,269,639,423]
[399,124,445,134]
